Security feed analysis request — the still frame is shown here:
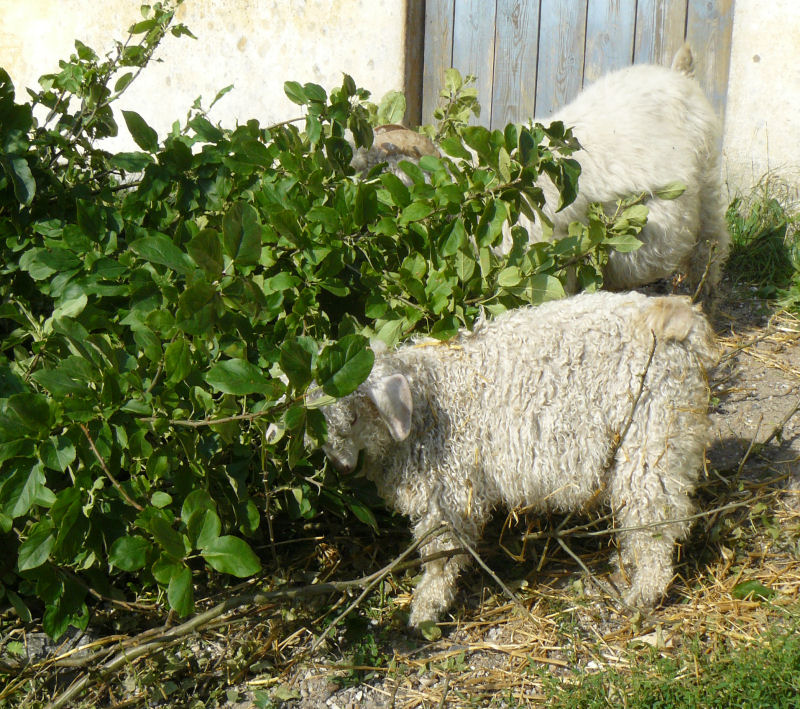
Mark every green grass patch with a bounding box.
[725,177,800,299]
[547,622,800,709]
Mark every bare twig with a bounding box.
[46,527,447,708]
[758,394,800,449]
[691,240,717,304]
[305,526,447,655]
[522,499,755,542]
[79,424,143,511]
[448,526,538,625]
[600,332,658,476]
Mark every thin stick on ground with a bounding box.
[305,525,447,656]
[692,241,717,304]
[448,526,539,625]
[45,527,448,709]
[758,394,800,449]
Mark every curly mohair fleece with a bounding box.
[503,50,729,299]
[321,291,718,626]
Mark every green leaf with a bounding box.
[187,228,223,277]
[306,206,341,232]
[165,339,193,384]
[110,151,154,172]
[19,247,80,280]
[30,368,85,397]
[202,536,261,577]
[316,335,374,397]
[191,509,222,550]
[526,274,565,303]
[439,136,472,160]
[303,82,327,102]
[222,202,262,266]
[354,183,378,227]
[380,173,411,208]
[7,393,51,433]
[7,588,32,622]
[3,462,49,519]
[497,146,512,182]
[620,204,649,224]
[283,81,307,105]
[263,272,299,294]
[731,580,776,601]
[206,359,271,395]
[605,234,643,253]
[476,198,507,247]
[129,233,194,275]
[189,115,223,142]
[454,248,476,283]
[18,520,55,571]
[147,516,186,560]
[109,534,151,571]
[654,181,687,200]
[418,619,442,641]
[114,71,134,93]
[400,200,433,224]
[1,155,36,205]
[121,109,159,152]
[461,126,491,160]
[180,489,216,526]
[39,435,76,472]
[497,266,522,288]
[306,114,321,144]
[441,218,466,256]
[152,555,183,585]
[377,90,406,124]
[151,491,172,509]
[444,68,463,93]
[280,337,317,391]
[167,565,194,616]
[346,498,378,529]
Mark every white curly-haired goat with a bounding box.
[516,46,729,299]
[356,47,729,301]
[320,291,718,626]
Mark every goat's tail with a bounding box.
[639,296,719,369]
[671,42,695,77]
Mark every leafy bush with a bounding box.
[0,3,659,637]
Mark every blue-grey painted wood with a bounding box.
[535,0,589,117]
[584,0,637,86]
[687,0,735,119]
[422,0,456,126]
[452,0,498,125]
[491,0,541,128]
[421,0,735,129]
[633,0,687,66]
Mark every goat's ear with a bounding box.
[366,373,412,441]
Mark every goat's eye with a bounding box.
[350,412,358,426]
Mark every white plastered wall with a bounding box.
[0,0,408,151]
[722,0,800,199]
[1,0,798,199]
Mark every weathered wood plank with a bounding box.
[535,0,589,116]
[686,0,735,120]
[490,0,541,128]
[404,0,426,127]
[633,0,687,66]
[422,0,456,126]
[452,0,498,125]
[583,0,637,85]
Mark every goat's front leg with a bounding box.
[408,516,475,627]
